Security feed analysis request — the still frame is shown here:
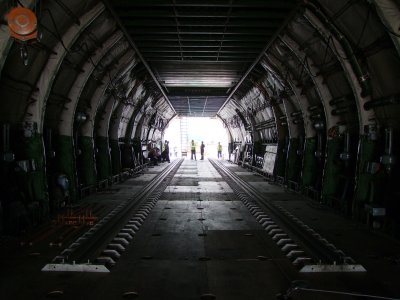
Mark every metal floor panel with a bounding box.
[161,192,233,201]
[234,171,255,176]
[165,182,233,194]
[130,174,158,181]
[248,181,286,194]
[2,159,400,300]
[174,173,222,178]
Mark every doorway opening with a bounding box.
[164,117,230,159]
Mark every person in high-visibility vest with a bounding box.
[191,140,197,160]
[217,142,222,159]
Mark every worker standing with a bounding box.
[191,140,197,160]
[162,140,170,163]
[200,141,205,160]
[217,142,222,159]
[148,146,158,166]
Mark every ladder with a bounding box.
[180,117,188,157]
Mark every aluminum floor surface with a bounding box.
[1,158,400,300]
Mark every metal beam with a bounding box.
[129,35,273,42]
[187,96,192,115]
[103,0,176,114]
[124,27,276,35]
[136,41,266,47]
[202,96,208,116]
[120,19,283,27]
[142,53,256,58]
[113,0,295,9]
[145,57,253,63]
[117,11,289,18]
[217,3,300,115]
[140,48,260,53]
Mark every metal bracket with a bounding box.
[300,264,366,273]
[42,263,109,273]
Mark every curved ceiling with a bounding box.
[1,0,399,142]
[0,0,400,148]
[0,0,400,237]
[108,0,298,117]
[0,1,398,152]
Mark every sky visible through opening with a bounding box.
[164,117,229,159]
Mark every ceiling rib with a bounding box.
[202,96,208,117]
[103,0,176,114]
[109,0,298,117]
[113,1,295,9]
[217,2,301,114]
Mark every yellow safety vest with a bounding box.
[217,144,222,151]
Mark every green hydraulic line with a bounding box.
[109,139,121,175]
[78,136,97,186]
[96,136,112,180]
[23,132,49,219]
[286,138,301,182]
[57,135,78,202]
[275,138,287,178]
[132,138,143,165]
[353,135,378,218]
[306,3,371,98]
[321,137,342,205]
[301,137,318,188]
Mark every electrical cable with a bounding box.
[40,9,133,106]
[289,18,335,68]
[331,0,360,21]
[38,7,131,101]
[310,3,382,63]
[39,9,70,53]
[373,6,400,38]
[313,29,350,62]
[16,0,24,7]
[299,55,318,78]
[355,5,371,47]
[305,56,318,77]
[8,3,148,127]
[294,1,370,71]
[319,41,331,66]
[293,287,400,300]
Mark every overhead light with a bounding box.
[7,7,39,66]
[75,112,88,123]
[7,7,38,42]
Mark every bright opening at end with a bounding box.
[164,117,229,159]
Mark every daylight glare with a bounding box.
[164,117,229,159]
